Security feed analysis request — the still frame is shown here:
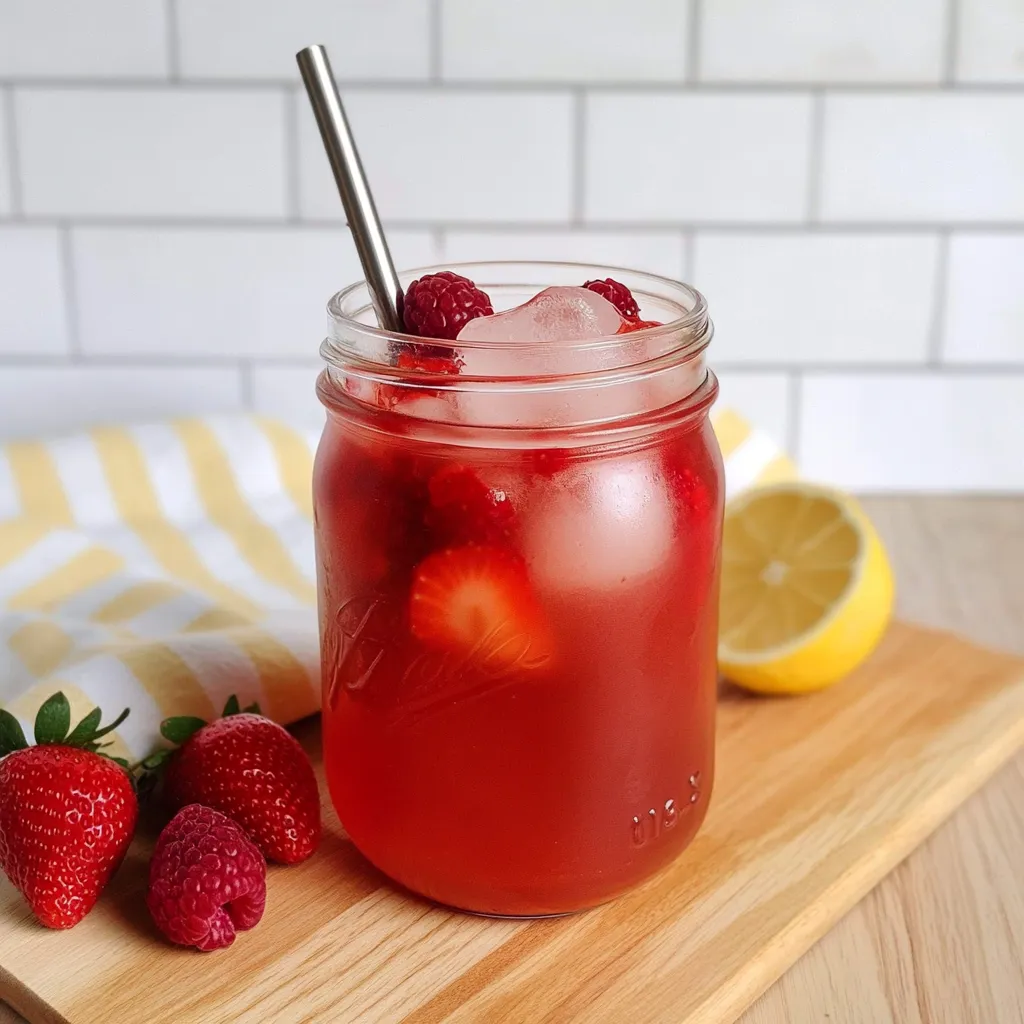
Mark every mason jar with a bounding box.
[313,262,723,916]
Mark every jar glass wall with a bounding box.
[314,263,724,916]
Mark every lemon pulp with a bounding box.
[718,483,894,694]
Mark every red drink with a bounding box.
[315,263,723,916]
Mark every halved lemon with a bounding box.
[718,482,894,694]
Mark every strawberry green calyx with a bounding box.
[221,694,261,718]
[0,692,131,768]
[160,694,262,746]
[143,695,264,776]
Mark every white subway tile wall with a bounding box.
[441,0,691,82]
[692,234,940,364]
[799,374,1024,490]
[714,373,793,449]
[73,227,436,358]
[0,0,168,79]
[0,227,68,354]
[441,230,687,280]
[176,0,431,81]
[699,0,948,83]
[956,0,1024,82]
[17,89,289,218]
[586,93,813,223]
[251,364,323,425]
[820,95,1024,223]
[297,91,575,222]
[0,0,1022,492]
[0,367,244,439]
[943,235,1024,365]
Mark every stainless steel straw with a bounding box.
[296,44,404,332]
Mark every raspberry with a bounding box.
[425,465,517,547]
[403,272,494,341]
[583,278,640,320]
[147,804,266,951]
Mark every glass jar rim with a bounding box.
[322,260,710,373]
[318,260,715,438]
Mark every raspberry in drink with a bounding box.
[314,264,723,916]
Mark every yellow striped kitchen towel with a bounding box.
[0,411,792,760]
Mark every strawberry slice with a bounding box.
[409,546,552,671]
[425,465,516,548]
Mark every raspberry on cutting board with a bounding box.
[147,804,266,952]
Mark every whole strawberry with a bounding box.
[0,694,136,929]
[148,803,266,951]
[157,696,321,864]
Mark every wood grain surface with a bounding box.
[743,496,1024,1024]
[0,496,1021,1024]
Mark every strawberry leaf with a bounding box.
[160,716,206,745]
[223,695,241,717]
[110,757,131,770]
[34,692,71,746]
[89,707,130,741]
[64,706,102,747]
[141,750,172,771]
[0,710,28,756]
[243,702,262,715]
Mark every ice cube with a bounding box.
[523,461,675,594]
[454,287,626,427]
[396,394,455,422]
[457,286,623,344]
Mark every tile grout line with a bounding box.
[686,0,702,83]
[683,232,696,282]
[6,77,1024,93]
[57,224,82,358]
[429,0,443,81]
[431,226,445,263]
[805,91,825,222]
[943,0,960,83]
[239,361,255,408]
[786,372,802,459]
[4,214,1014,234]
[165,0,181,80]
[571,89,586,226]
[2,87,23,216]
[927,231,952,367]
[283,86,302,222]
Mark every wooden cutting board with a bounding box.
[1,621,1023,1024]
